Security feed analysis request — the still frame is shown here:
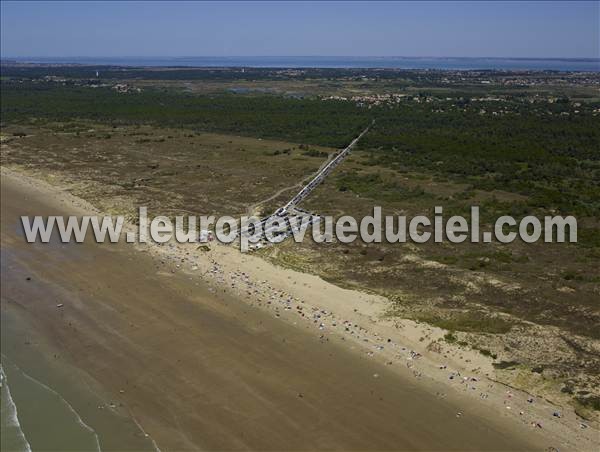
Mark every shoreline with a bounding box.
[0,362,32,452]
[2,166,598,450]
[4,56,600,72]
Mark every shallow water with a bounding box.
[1,358,100,452]
[1,248,158,452]
[0,174,547,451]
[1,364,31,452]
[7,56,600,71]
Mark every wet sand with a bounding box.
[1,174,547,451]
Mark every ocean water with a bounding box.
[0,245,159,452]
[1,358,101,452]
[1,364,31,452]
[5,56,600,71]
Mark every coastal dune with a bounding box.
[1,172,548,451]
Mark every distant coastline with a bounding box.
[3,56,599,71]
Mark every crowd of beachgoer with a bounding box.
[150,242,594,450]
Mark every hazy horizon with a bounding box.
[4,55,599,60]
[3,55,598,72]
[1,1,598,59]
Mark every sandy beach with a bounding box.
[1,167,597,451]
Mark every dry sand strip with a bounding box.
[0,169,592,451]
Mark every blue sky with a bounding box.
[1,1,598,58]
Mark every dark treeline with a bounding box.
[2,80,599,218]
[1,64,588,83]
[364,104,600,217]
[0,65,423,81]
[0,81,367,147]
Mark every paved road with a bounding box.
[281,121,374,213]
[236,122,373,241]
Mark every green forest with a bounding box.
[2,80,599,221]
